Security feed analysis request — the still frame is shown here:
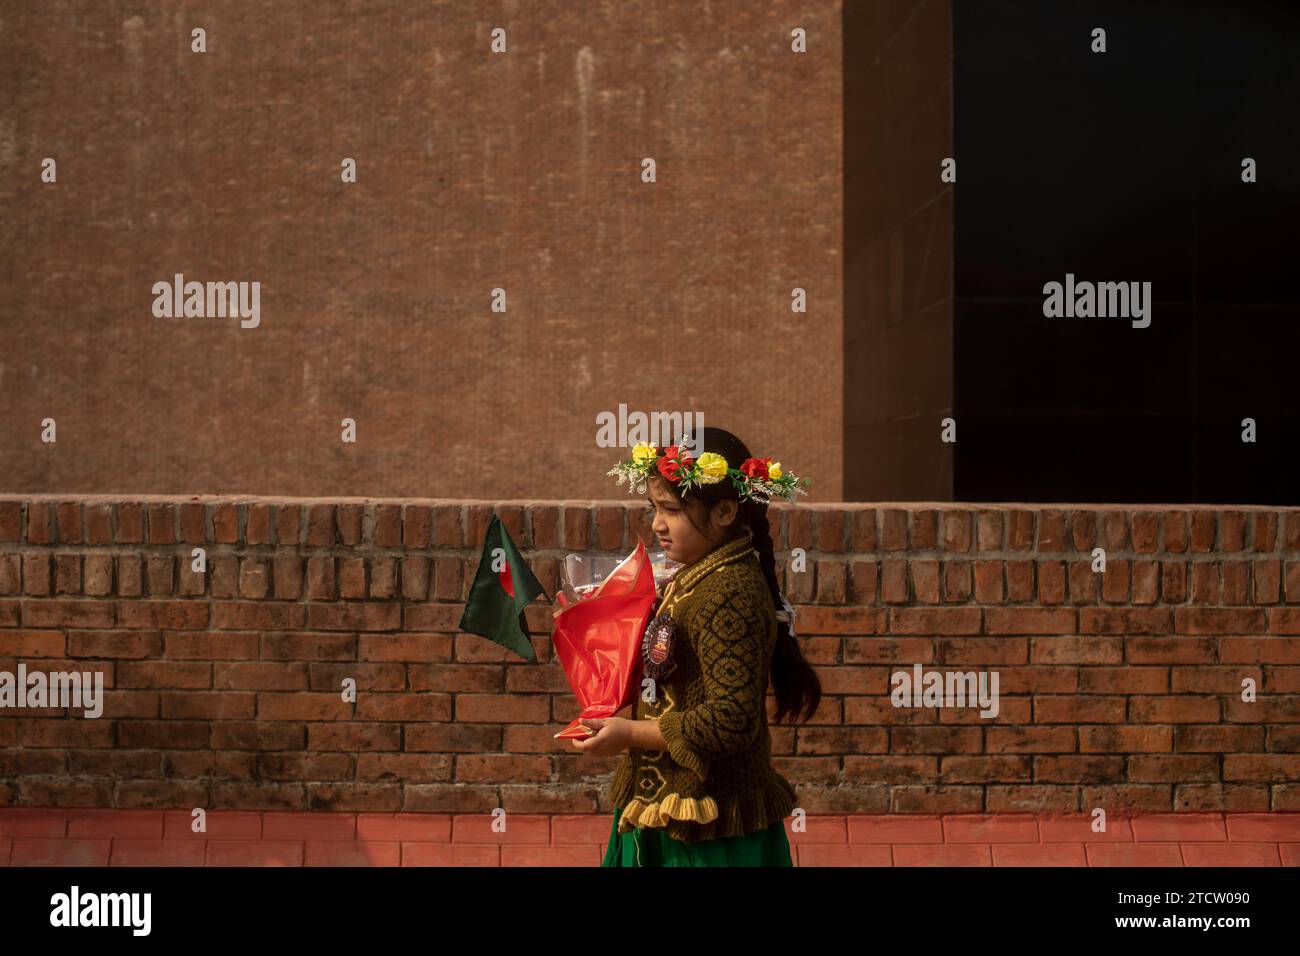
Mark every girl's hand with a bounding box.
[570,717,633,757]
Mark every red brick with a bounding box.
[594,506,623,550]
[1038,560,1065,604]
[1254,559,1281,604]
[304,554,335,598]
[1221,511,1247,551]
[0,554,20,595]
[1006,559,1033,602]
[400,504,431,548]
[0,630,65,656]
[985,608,1075,634]
[117,503,144,543]
[0,502,21,541]
[22,555,50,596]
[307,505,338,547]
[562,507,591,550]
[1270,609,1300,634]
[1100,510,1127,551]
[23,600,115,629]
[849,560,878,604]
[911,510,938,550]
[455,695,550,723]
[881,560,908,603]
[1070,511,1096,552]
[364,557,394,599]
[66,630,160,658]
[243,503,272,545]
[1287,561,1300,602]
[816,509,846,551]
[793,606,884,635]
[1101,559,1129,603]
[1176,608,1267,634]
[56,502,82,543]
[238,557,270,599]
[1285,512,1300,551]
[942,560,971,602]
[25,503,53,545]
[213,504,241,541]
[787,508,813,550]
[1007,511,1034,551]
[851,508,878,551]
[976,510,1002,551]
[1222,560,1249,604]
[910,559,939,604]
[530,506,560,550]
[147,504,177,544]
[53,553,81,594]
[373,505,401,547]
[400,556,428,601]
[815,560,847,603]
[1190,511,1217,551]
[335,505,362,546]
[942,510,972,552]
[890,607,980,634]
[881,510,907,550]
[974,560,1003,604]
[84,504,112,545]
[307,603,400,632]
[1037,510,1067,552]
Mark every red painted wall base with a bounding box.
[2,809,1297,866]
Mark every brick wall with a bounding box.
[2,495,1299,814]
[0,0,843,501]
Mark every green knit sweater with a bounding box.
[607,529,798,842]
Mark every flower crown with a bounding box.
[607,442,811,504]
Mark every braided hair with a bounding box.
[649,426,821,723]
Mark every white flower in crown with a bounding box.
[607,444,810,503]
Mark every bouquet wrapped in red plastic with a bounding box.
[550,541,660,740]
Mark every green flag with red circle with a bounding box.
[458,512,548,662]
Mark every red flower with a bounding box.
[657,446,694,483]
[658,446,684,482]
[740,456,773,480]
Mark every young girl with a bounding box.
[573,427,822,866]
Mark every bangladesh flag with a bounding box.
[458,512,548,662]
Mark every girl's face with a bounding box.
[645,478,737,566]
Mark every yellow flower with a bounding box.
[768,462,783,479]
[631,443,658,464]
[695,452,728,484]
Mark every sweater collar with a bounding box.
[669,528,756,594]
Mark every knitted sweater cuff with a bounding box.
[656,711,710,782]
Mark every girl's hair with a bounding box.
[650,426,822,724]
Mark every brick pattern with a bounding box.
[1,809,1296,867]
[3,1,844,503]
[2,498,1300,817]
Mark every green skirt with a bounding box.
[600,805,793,867]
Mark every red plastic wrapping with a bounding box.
[550,541,658,740]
